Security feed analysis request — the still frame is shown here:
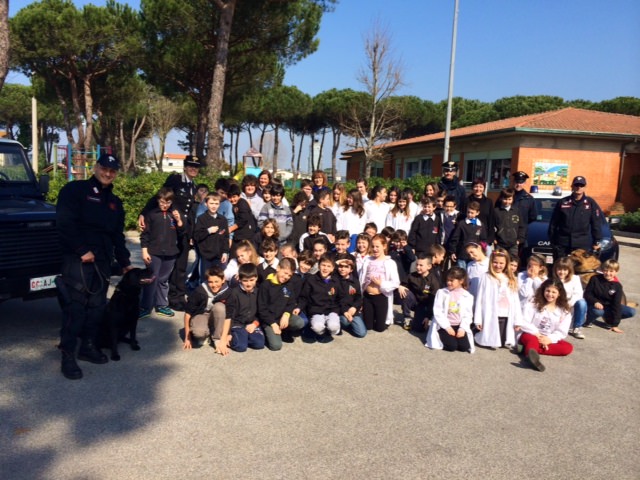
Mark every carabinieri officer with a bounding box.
[56,153,132,380]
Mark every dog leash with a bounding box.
[80,262,106,295]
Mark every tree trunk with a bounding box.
[297,133,306,174]
[273,123,280,174]
[331,128,341,182]
[205,0,237,170]
[319,127,326,173]
[289,129,296,176]
[195,102,208,160]
[119,119,127,171]
[0,1,9,92]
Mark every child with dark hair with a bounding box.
[228,183,257,244]
[183,266,231,350]
[409,196,444,256]
[331,230,357,266]
[386,192,415,232]
[299,213,331,252]
[518,254,548,309]
[140,187,183,318]
[354,233,371,274]
[193,192,230,284]
[426,266,475,353]
[308,188,337,242]
[380,226,395,243]
[448,200,487,269]
[217,263,264,355]
[241,174,264,220]
[584,259,636,333]
[400,254,440,332]
[360,234,400,332]
[517,278,574,371]
[258,183,293,244]
[253,218,280,254]
[465,242,489,298]
[258,257,305,350]
[474,248,521,348]
[364,222,378,238]
[257,238,279,284]
[389,230,415,284]
[493,187,525,259]
[335,254,366,338]
[290,190,310,250]
[442,195,458,248]
[553,256,587,339]
[299,255,343,340]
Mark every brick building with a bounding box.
[342,108,640,212]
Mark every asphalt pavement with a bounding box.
[0,240,638,480]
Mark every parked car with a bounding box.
[0,139,61,302]
[524,189,619,266]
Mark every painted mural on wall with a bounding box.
[533,162,569,188]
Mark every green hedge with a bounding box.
[44,171,440,231]
[617,209,640,232]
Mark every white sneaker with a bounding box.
[572,327,585,339]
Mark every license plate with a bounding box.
[30,275,57,292]
[545,255,554,264]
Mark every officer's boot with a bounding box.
[61,351,83,380]
[77,339,108,364]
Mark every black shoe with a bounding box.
[169,301,185,312]
[61,352,83,380]
[78,341,109,364]
[527,349,545,372]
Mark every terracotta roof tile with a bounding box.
[344,108,640,153]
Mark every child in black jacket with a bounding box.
[218,263,265,355]
[584,259,636,333]
[299,255,343,339]
[140,187,183,318]
[409,196,444,255]
[493,188,525,259]
[257,258,305,350]
[183,267,231,349]
[448,200,487,269]
[228,184,256,244]
[399,254,440,332]
[335,254,366,338]
[193,193,230,280]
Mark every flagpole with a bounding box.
[443,0,460,164]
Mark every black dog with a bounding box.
[98,268,154,361]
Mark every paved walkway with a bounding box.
[1,242,638,479]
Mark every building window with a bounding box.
[370,162,383,178]
[420,158,432,176]
[489,158,512,190]
[395,162,403,179]
[404,160,419,178]
[464,159,487,183]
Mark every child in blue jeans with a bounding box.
[584,259,636,334]
[217,263,265,355]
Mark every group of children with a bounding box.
[137,174,635,371]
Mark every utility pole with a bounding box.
[31,96,38,173]
[443,0,460,164]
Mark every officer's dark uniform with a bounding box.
[548,193,602,258]
[143,156,200,309]
[56,155,130,379]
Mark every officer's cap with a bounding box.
[442,161,458,172]
[184,155,202,168]
[572,176,587,187]
[96,154,121,170]
[513,171,529,183]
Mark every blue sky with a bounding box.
[8,0,640,172]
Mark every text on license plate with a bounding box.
[30,275,57,292]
